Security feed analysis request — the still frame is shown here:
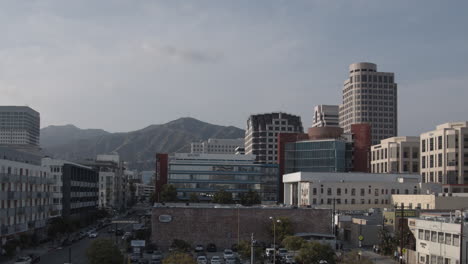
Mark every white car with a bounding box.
[284,255,296,264]
[223,249,234,259]
[88,232,98,238]
[278,248,288,257]
[210,256,222,264]
[14,256,32,264]
[196,256,207,264]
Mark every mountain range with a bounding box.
[40,117,245,170]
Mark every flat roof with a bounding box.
[283,171,421,183]
[153,203,329,210]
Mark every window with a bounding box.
[360,189,365,196]
[312,188,317,195]
[438,232,444,243]
[374,189,379,196]
[337,188,341,196]
[422,140,426,152]
[438,153,442,167]
[430,138,434,151]
[445,233,451,245]
[453,234,459,246]
[351,188,356,196]
[424,230,430,241]
[422,156,426,169]
[327,188,332,195]
[431,231,437,242]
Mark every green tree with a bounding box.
[282,236,305,251]
[379,226,397,255]
[212,189,234,204]
[267,217,294,243]
[161,184,178,202]
[189,193,200,203]
[239,189,261,206]
[47,217,76,239]
[170,239,192,252]
[86,238,123,264]
[237,240,263,263]
[338,250,373,264]
[163,252,196,264]
[296,241,336,264]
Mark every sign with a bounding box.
[395,210,417,217]
[402,248,407,254]
[159,215,172,223]
[131,240,146,247]
[358,235,364,241]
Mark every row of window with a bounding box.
[417,229,460,247]
[308,198,389,205]
[310,187,417,196]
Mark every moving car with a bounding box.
[284,255,296,264]
[223,249,234,260]
[29,254,40,264]
[88,232,99,238]
[13,256,32,264]
[265,248,275,258]
[278,248,288,258]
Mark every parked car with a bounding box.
[206,243,217,252]
[88,232,99,238]
[196,256,207,264]
[278,248,288,258]
[151,251,163,260]
[150,260,162,264]
[210,256,222,264]
[29,254,40,264]
[122,231,132,240]
[194,244,204,252]
[223,249,234,260]
[265,248,275,258]
[129,254,140,263]
[13,256,32,264]
[284,255,296,264]
[225,256,238,264]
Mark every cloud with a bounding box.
[140,42,221,64]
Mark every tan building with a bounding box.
[391,193,468,210]
[420,122,468,186]
[371,136,420,174]
[339,62,397,145]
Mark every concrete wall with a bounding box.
[391,194,468,210]
[152,206,332,250]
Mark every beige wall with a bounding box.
[391,194,468,210]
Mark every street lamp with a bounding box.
[269,217,281,264]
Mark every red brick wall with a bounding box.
[155,153,168,202]
[351,124,371,173]
[152,206,332,250]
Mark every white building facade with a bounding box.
[409,213,467,264]
[191,138,244,154]
[0,106,40,146]
[420,122,468,187]
[135,183,155,201]
[283,172,440,210]
[371,136,420,174]
[339,62,398,145]
[312,105,340,128]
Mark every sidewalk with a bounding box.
[360,250,398,264]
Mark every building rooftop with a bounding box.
[283,171,421,183]
[153,202,328,210]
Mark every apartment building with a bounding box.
[339,62,398,144]
[371,136,420,174]
[135,183,155,201]
[312,105,340,128]
[409,212,467,264]
[283,172,440,210]
[0,106,40,146]
[191,138,244,154]
[42,158,99,219]
[0,147,54,245]
[245,112,303,164]
[420,122,468,186]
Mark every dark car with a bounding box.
[206,243,217,252]
[231,244,238,252]
[29,254,40,264]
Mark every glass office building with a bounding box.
[168,153,278,201]
[284,139,353,173]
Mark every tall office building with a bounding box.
[245,112,303,164]
[371,136,420,174]
[0,106,40,146]
[312,105,340,128]
[420,122,468,189]
[339,62,397,144]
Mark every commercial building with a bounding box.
[135,183,155,201]
[391,193,468,210]
[245,112,303,164]
[0,106,40,146]
[154,153,279,202]
[81,154,128,211]
[339,62,398,144]
[152,203,332,250]
[371,136,420,174]
[283,172,441,210]
[0,147,54,245]
[312,105,340,128]
[42,158,99,219]
[408,211,468,264]
[191,138,244,154]
[420,122,468,187]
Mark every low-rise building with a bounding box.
[0,147,54,245]
[152,203,332,250]
[408,211,468,264]
[371,136,420,174]
[135,183,155,201]
[391,193,468,210]
[283,172,441,210]
[191,138,244,154]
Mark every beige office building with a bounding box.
[339,62,397,145]
[371,136,420,174]
[420,122,468,186]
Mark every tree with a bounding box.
[212,189,234,204]
[379,226,397,255]
[237,240,263,262]
[189,193,200,203]
[170,239,192,252]
[47,217,76,239]
[239,189,261,206]
[161,184,178,202]
[267,217,294,243]
[296,241,336,264]
[282,236,305,251]
[163,252,196,264]
[338,250,373,264]
[86,238,123,264]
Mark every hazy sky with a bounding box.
[1,1,467,135]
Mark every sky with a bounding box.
[0,0,467,136]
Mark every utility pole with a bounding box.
[399,204,404,264]
[251,233,254,264]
